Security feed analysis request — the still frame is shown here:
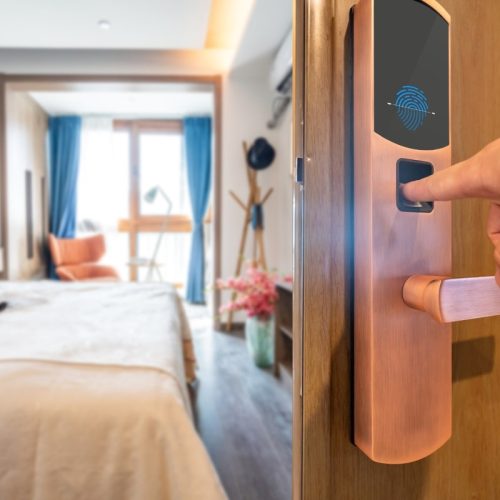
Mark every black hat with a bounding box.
[247,137,275,170]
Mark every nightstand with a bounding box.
[274,281,293,390]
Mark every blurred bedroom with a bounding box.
[0,1,293,499]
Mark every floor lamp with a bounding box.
[129,186,172,281]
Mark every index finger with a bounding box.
[402,156,487,202]
[402,136,500,202]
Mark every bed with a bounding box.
[0,281,227,500]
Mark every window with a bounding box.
[77,119,193,285]
[139,133,189,216]
[77,119,130,279]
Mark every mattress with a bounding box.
[0,281,226,500]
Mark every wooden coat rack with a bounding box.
[226,141,273,331]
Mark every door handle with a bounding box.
[403,275,500,323]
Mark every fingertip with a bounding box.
[401,181,417,202]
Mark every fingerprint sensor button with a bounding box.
[397,159,434,213]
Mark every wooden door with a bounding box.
[294,0,500,498]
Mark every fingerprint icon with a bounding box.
[390,85,432,132]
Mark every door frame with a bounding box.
[292,0,305,498]
[292,0,353,497]
[0,74,223,327]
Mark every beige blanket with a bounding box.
[0,282,226,500]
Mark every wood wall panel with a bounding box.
[5,91,48,280]
[297,0,500,498]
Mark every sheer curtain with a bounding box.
[77,117,129,279]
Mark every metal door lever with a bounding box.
[403,275,500,323]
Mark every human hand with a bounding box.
[402,138,500,285]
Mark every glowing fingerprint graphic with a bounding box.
[387,85,436,132]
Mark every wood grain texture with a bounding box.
[212,76,223,329]
[299,0,337,496]
[4,90,48,279]
[449,1,500,497]
[118,215,193,234]
[292,0,305,497]
[191,325,292,500]
[114,119,183,132]
[297,0,500,497]
[274,282,293,384]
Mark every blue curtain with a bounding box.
[48,116,82,278]
[184,117,212,303]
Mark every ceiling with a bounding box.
[0,0,212,50]
[0,0,291,76]
[29,87,214,117]
[231,0,292,75]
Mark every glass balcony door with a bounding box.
[115,120,192,285]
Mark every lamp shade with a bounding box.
[143,185,173,215]
[144,186,159,203]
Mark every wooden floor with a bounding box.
[188,307,292,500]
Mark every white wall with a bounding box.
[6,91,48,279]
[221,72,293,284]
[0,49,231,76]
[273,104,293,274]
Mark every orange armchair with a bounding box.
[48,234,120,281]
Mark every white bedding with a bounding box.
[0,281,226,500]
[0,281,194,407]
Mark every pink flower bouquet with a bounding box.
[217,266,280,321]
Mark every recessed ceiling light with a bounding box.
[98,20,111,30]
